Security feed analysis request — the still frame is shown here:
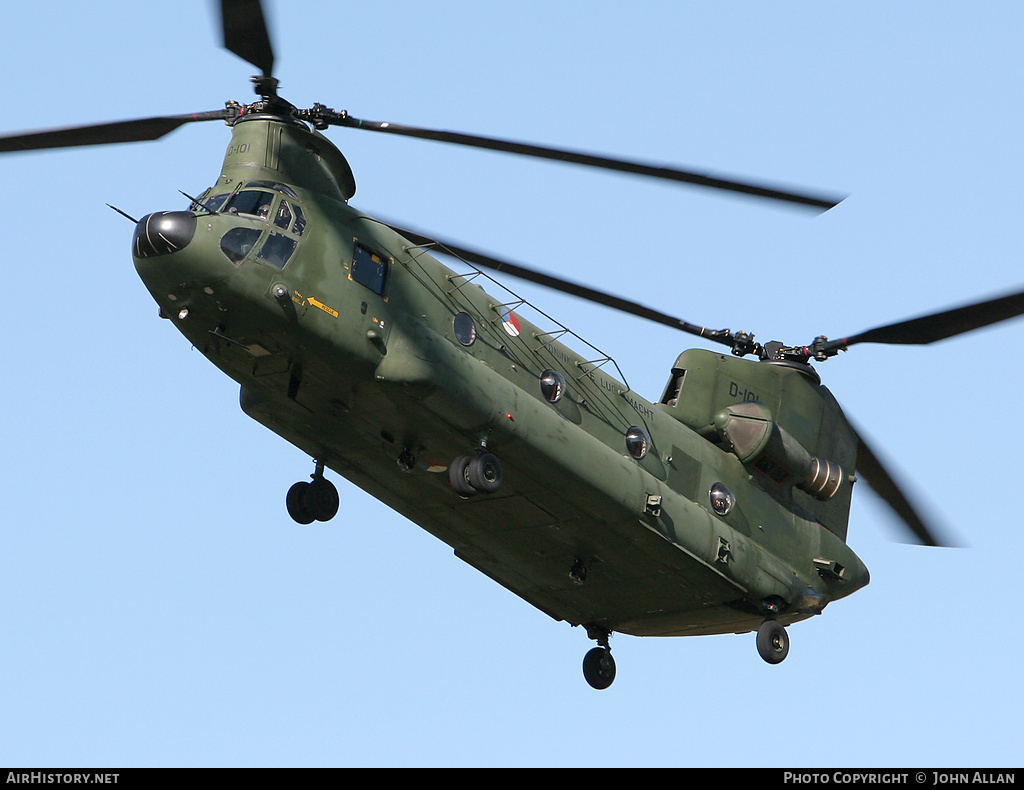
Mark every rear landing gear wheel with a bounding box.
[756,620,790,664]
[286,481,315,524]
[582,647,616,690]
[582,624,615,689]
[305,476,339,521]
[286,460,340,524]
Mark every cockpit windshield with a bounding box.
[227,190,274,219]
[188,189,230,214]
[203,193,231,213]
[217,187,308,270]
[245,180,299,199]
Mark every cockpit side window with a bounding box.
[221,227,263,264]
[257,233,298,269]
[273,201,292,230]
[272,200,307,236]
[660,369,686,406]
[291,204,306,235]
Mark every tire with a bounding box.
[467,452,502,494]
[449,455,477,497]
[582,647,616,690]
[756,620,790,664]
[286,481,315,524]
[304,477,339,522]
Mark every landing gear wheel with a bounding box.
[286,481,315,525]
[756,620,790,664]
[304,476,339,522]
[583,647,616,690]
[449,455,477,497]
[286,459,340,524]
[467,452,502,493]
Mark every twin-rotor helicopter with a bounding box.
[6,1,1023,689]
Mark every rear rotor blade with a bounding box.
[221,0,274,76]
[341,115,843,211]
[854,430,956,547]
[0,110,231,152]
[843,287,1024,347]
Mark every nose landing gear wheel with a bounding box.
[449,455,477,497]
[467,451,502,493]
[582,647,616,690]
[756,620,790,664]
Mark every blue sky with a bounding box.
[2,1,1022,767]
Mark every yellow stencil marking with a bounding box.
[289,290,338,318]
[308,296,339,318]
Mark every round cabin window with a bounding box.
[624,426,649,459]
[539,369,567,403]
[453,312,477,346]
[709,483,735,516]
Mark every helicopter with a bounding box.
[4,1,1023,693]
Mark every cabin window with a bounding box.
[351,243,389,296]
[539,369,566,403]
[257,233,297,269]
[453,312,477,346]
[625,426,649,459]
[709,483,735,516]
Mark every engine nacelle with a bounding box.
[713,401,844,501]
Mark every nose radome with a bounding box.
[133,211,197,258]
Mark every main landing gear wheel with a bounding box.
[449,455,476,497]
[286,460,339,524]
[449,451,503,496]
[582,647,616,690]
[756,620,790,664]
[467,451,502,493]
[286,481,316,524]
[582,624,616,689]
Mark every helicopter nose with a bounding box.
[132,211,197,258]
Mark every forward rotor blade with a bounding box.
[341,115,843,211]
[378,218,733,346]
[221,0,274,76]
[0,111,231,153]
[841,287,1024,348]
[854,429,956,547]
